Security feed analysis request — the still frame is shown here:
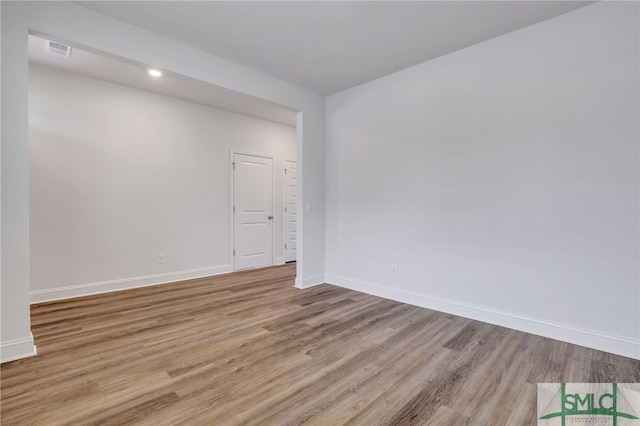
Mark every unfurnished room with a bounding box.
[1,1,639,425]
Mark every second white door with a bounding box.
[233,153,273,270]
[284,160,297,262]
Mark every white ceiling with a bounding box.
[28,35,298,126]
[32,1,593,127]
[76,1,593,95]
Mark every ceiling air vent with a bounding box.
[45,40,72,58]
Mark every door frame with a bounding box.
[230,150,277,271]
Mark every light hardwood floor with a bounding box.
[1,264,638,425]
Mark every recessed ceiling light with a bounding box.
[148,69,162,77]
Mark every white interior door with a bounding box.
[284,160,297,262]
[233,153,273,270]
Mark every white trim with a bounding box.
[1,333,37,364]
[294,112,304,296]
[294,274,325,289]
[229,150,236,271]
[30,265,232,304]
[325,274,640,360]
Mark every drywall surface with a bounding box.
[1,1,325,362]
[326,2,639,358]
[0,2,37,363]
[28,64,295,300]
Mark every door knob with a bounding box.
[268,215,273,220]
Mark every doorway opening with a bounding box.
[27,32,299,302]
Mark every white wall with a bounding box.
[326,2,639,359]
[28,64,296,301]
[1,1,325,363]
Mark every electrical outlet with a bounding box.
[158,254,165,264]
[392,264,398,276]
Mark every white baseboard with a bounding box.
[294,274,325,289]
[1,333,37,364]
[325,274,640,360]
[30,265,233,304]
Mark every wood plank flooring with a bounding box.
[1,264,638,425]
